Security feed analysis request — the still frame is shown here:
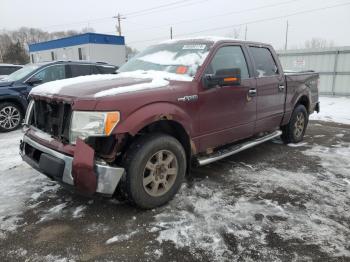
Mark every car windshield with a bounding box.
[118,42,212,77]
[3,64,40,82]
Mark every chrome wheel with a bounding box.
[294,112,305,138]
[143,150,178,197]
[0,106,21,130]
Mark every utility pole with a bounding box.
[113,13,125,36]
[244,25,248,40]
[170,26,173,40]
[284,20,289,50]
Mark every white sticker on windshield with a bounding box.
[182,44,206,50]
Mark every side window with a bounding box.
[33,65,66,83]
[249,47,278,77]
[95,65,117,74]
[207,46,249,79]
[69,64,92,77]
[0,66,21,75]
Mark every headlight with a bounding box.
[69,111,120,144]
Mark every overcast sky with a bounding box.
[1,0,350,50]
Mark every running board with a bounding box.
[197,130,282,166]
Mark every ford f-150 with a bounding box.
[20,37,320,209]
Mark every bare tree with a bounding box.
[304,38,334,49]
[0,27,97,62]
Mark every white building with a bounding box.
[29,33,126,66]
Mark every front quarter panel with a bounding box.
[115,102,194,137]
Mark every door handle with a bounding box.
[278,85,285,91]
[248,88,257,97]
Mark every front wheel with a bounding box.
[0,102,23,132]
[123,133,186,209]
[281,104,308,144]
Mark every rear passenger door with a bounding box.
[68,64,93,78]
[94,65,117,74]
[248,46,285,133]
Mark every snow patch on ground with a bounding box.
[287,142,308,147]
[7,249,76,262]
[153,142,350,260]
[310,96,350,125]
[72,205,87,219]
[0,130,22,171]
[38,203,68,222]
[106,229,139,245]
[0,131,58,238]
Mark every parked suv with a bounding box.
[0,61,117,132]
[21,38,319,208]
[0,64,23,80]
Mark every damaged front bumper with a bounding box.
[20,134,125,196]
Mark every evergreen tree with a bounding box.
[2,41,29,64]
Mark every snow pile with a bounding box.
[138,50,209,75]
[310,96,350,125]
[138,50,209,77]
[30,73,120,96]
[30,70,193,98]
[94,72,169,97]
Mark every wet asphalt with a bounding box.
[0,120,349,262]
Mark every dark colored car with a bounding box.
[0,64,23,80]
[21,38,319,208]
[0,61,117,132]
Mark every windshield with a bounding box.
[118,42,212,77]
[4,64,40,82]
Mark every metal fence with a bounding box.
[278,46,350,96]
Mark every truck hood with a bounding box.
[30,71,193,100]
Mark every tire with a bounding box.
[123,133,186,209]
[0,102,23,132]
[281,104,308,144]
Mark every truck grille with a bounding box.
[31,100,72,143]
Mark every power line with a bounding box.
[41,17,112,30]
[176,1,350,37]
[125,0,304,33]
[124,0,191,16]
[39,0,209,30]
[126,0,211,18]
[127,1,350,45]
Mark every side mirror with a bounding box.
[26,76,42,86]
[203,68,241,88]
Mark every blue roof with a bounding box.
[29,33,125,52]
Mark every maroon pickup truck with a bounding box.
[20,38,319,209]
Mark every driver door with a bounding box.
[198,45,257,152]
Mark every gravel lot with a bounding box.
[0,99,349,261]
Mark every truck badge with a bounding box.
[177,95,198,102]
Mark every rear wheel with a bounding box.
[281,104,308,144]
[123,133,186,209]
[0,102,23,132]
